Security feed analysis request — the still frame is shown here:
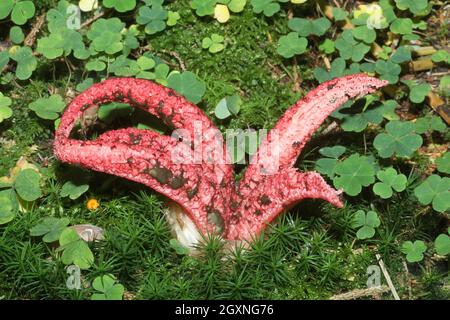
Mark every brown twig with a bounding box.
[160,49,186,71]
[24,14,46,47]
[330,286,390,300]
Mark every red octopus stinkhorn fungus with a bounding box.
[54,74,387,247]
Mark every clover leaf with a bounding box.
[57,228,94,269]
[136,2,168,35]
[202,34,225,53]
[401,240,426,263]
[373,168,407,199]
[14,169,41,202]
[10,46,37,80]
[288,17,331,37]
[87,18,125,54]
[91,274,125,300]
[332,7,348,21]
[319,39,335,54]
[375,59,401,84]
[0,51,9,71]
[431,50,450,64]
[390,18,413,35]
[436,152,450,174]
[215,94,242,119]
[402,81,431,104]
[374,121,423,158]
[30,217,70,243]
[0,189,15,225]
[314,145,346,179]
[37,28,87,60]
[60,181,89,200]
[352,210,380,239]
[333,153,376,196]
[394,0,428,15]
[414,116,446,134]
[0,1,35,25]
[191,0,216,16]
[277,32,308,58]
[251,0,280,17]
[103,0,136,12]
[0,92,13,123]
[390,46,412,64]
[226,0,247,13]
[335,30,370,62]
[414,175,450,213]
[313,57,360,83]
[167,11,180,26]
[352,25,377,44]
[167,71,206,104]
[29,94,66,120]
[434,228,450,256]
[10,26,24,44]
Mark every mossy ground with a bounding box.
[0,1,448,300]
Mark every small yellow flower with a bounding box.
[86,198,100,211]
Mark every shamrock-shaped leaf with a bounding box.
[335,30,370,62]
[414,175,450,213]
[215,95,242,119]
[352,25,377,44]
[333,153,376,196]
[390,46,412,64]
[30,217,70,243]
[167,71,206,104]
[91,275,125,300]
[373,168,407,199]
[10,46,37,80]
[14,169,41,202]
[37,29,87,60]
[401,240,426,263]
[0,92,13,123]
[0,189,15,225]
[394,0,428,15]
[57,228,94,269]
[0,1,35,25]
[10,26,24,44]
[413,116,446,134]
[332,7,348,21]
[60,181,89,200]
[170,239,190,255]
[403,81,431,104]
[136,2,168,35]
[167,11,180,26]
[314,145,346,179]
[435,152,450,174]
[434,228,450,256]
[191,0,216,16]
[374,121,423,158]
[29,94,66,120]
[103,0,136,12]
[227,0,247,13]
[313,57,360,83]
[319,39,335,54]
[202,34,225,53]
[288,17,331,37]
[352,210,380,239]
[87,18,125,54]
[251,0,280,17]
[277,32,308,58]
[375,59,401,84]
[390,18,413,35]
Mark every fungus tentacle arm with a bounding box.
[54,78,233,234]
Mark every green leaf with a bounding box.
[11,1,35,25]
[30,217,70,243]
[169,239,190,255]
[413,116,446,134]
[319,146,346,159]
[333,153,376,196]
[431,50,450,64]
[390,46,412,63]
[91,275,125,300]
[434,233,450,256]
[87,18,125,54]
[202,34,225,53]
[10,26,24,44]
[315,146,346,179]
[228,0,247,13]
[103,0,136,12]
[0,92,13,123]
[57,228,94,269]
[352,210,380,239]
[390,18,413,34]
[167,71,206,104]
[405,82,431,104]
[37,28,87,60]
[167,11,180,26]
[10,46,37,80]
[335,30,370,62]
[401,240,426,263]
[372,167,407,199]
[319,39,335,54]
[60,181,89,200]
[251,0,280,17]
[136,3,168,35]
[191,0,216,16]
[313,57,360,83]
[215,95,241,119]
[414,175,450,213]
[0,51,9,71]
[352,25,377,44]
[375,59,401,84]
[374,121,422,158]
[277,32,308,58]
[435,152,450,174]
[29,94,65,120]
[394,0,428,15]
[0,0,14,20]
[288,17,331,37]
[0,189,15,225]
[332,7,348,21]
[14,169,41,202]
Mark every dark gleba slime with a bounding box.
[54,75,387,247]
